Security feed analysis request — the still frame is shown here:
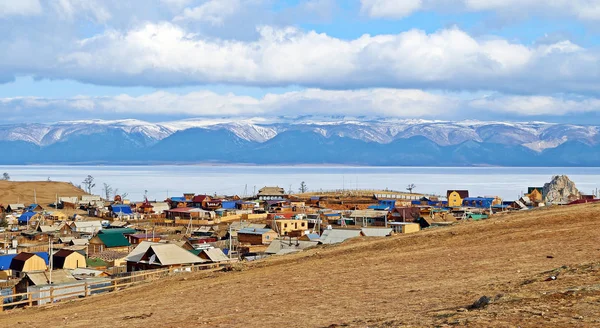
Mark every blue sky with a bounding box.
[1,0,600,123]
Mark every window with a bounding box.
[266,235,270,240]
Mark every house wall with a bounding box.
[21,257,47,273]
[274,220,308,236]
[401,223,421,234]
[62,253,86,269]
[237,233,264,245]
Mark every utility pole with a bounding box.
[228,224,232,259]
[49,237,53,285]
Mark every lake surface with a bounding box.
[0,165,599,201]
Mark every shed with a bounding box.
[10,252,49,278]
[53,249,86,269]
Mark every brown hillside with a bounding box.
[0,181,87,206]
[2,204,600,327]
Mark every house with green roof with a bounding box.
[89,231,131,254]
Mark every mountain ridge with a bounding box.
[1,117,599,166]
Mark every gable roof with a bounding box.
[96,233,130,248]
[26,270,77,286]
[258,186,286,196]
[200,248,230,262]
[319,229,362,244]
[447,190,469,199]
[192,195,210,203]
[125,241,163,262]
[18,212,38,223]
[140,244,206,266]
[111,205,133,214]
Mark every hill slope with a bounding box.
[2,204,599,327]
[0,181,87,206]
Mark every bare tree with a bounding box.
[299,181,308,193]
[406,183,416,194]
[121,192,129,199]
[103,183,113,200]
[1,173,10,181]
[82,175,96,194]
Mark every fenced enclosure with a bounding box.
[1,262,233,311]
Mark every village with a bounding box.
[0,175,595,309]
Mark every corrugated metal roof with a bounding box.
[97,233,130,248]
[238,228,275,235]
[201,248,229,262]
[265,239,318,254]
[319,229,361,244]
[360,228,393,237]
[125,241,162,262]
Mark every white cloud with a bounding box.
[361,0,600,21]
[0,88,455,118]
[360,0,422,19]
[52,0,112,23]
[3,89,599,121]
[0,0,42,17]
[173,0,242,25]
[40,23,598,95]
[469,95,600,115]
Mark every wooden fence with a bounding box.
[1,262,233,311]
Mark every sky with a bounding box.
[1,0,600,124]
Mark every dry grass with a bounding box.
[0,181,87,207]
[1,204,600,327]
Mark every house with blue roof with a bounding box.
[110,204,133,216]
[26,204,43,212]
[18,212,39,225]
[462,197,501,208]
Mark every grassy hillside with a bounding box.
[0,181,87,207]
[1,204,599,327]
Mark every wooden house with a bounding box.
[257,186,286,200]
[10,252,48,278]
[237,228,278,245]
[271,219,308,236]
[89,232,131,254]
[526,187,544,203]
[447,190,469,207]
[192,195,211,208]
[52,249,86,269]
[6,204,25,213]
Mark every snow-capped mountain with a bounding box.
[0,117,599,166]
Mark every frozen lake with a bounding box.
[0,165,598,201]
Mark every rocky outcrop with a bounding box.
[543,175,581,204]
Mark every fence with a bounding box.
[1,262,233,311]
